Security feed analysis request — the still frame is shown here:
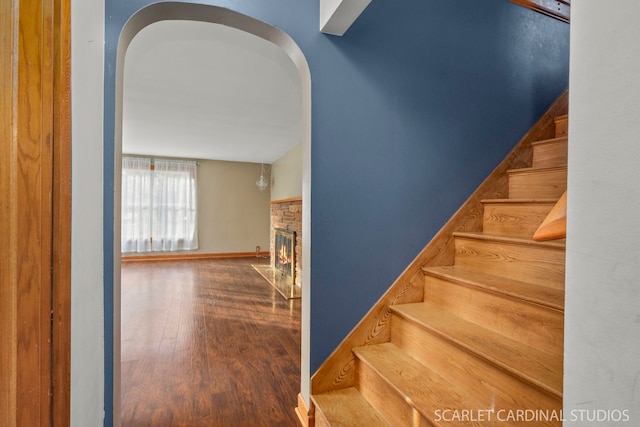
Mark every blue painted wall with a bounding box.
[105,0,568,422]
[308,1,569,369]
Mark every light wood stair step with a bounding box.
[452,232,565,289]
[507,166,567,199]
[481,198,557,237]
[531,136,568,169]
[312,387,389,427]
[554,114,568,137]
[353,342,508,426]
[390,302,563,399]
[421,265,564,354]
[389,315,562,426]
[422,265,564,311]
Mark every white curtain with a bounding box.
[151,159,198,251]
[121,157,152,253]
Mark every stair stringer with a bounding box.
[308,90,569,411]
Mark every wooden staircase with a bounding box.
[309,108,568,426]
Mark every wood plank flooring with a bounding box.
[121,258,301,426]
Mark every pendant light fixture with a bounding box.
[256,163,268,191]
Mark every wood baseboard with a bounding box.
[121,251,270,262]
[295,393,313,427]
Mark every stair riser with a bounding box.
[391,315,562,426]
[311,388,391,427]
[482,202,554,237]
[509,169,566,199]
[356,360,416,427]
[454,237,565,289]
[424,276,563,355]
[554,116,568,137]
[532,141,568,169]
[313,409,331,427]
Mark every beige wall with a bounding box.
[122,156,271,255]
[270,143,302,201]
[198,159,270,253]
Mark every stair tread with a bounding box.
[422,265,564,311]
[453,231,566,249]
[312,387,389,427]
[507,166,567,175]
[353,342,494,425]
[481,198,559,204]
[530,136,568,147]
[390,301,563,398]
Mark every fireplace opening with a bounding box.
[252,225,299,299]
[274,228,295,279]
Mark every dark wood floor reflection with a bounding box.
[121,258,301,426]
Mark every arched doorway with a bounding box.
[113,3,311,424]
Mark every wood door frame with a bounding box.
[52,0,72,423]
[0,0,71,425]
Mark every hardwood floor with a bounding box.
[121,257,301,426]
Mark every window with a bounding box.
[121,157,152,252]
[121,157,198,253]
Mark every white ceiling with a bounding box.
[123,20,302,164]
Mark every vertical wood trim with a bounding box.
[18,0,54,423]
[0,0,58,425]
[52,0,72,424]
[0,2,19,424]
[41,0,55,424]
